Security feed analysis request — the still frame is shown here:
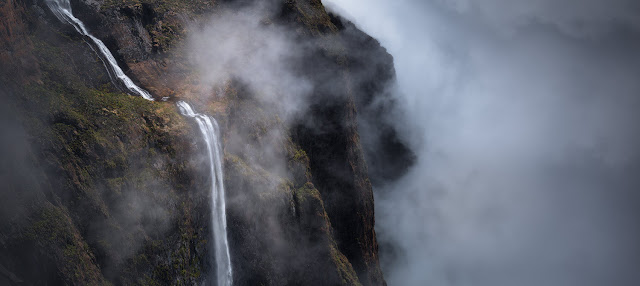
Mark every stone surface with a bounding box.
[0,0,412,285]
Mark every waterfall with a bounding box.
[177,101,233,286]
[45,1,233,284]
[44,0,153,101]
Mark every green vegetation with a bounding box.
[294,182,320,204]
[330,243,362,286]
[2,14,207,284]
[0,0,384,284]
[26,203,110,285]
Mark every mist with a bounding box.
[187,4,313,119]
[323,0,640,285]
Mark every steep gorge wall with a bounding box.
[0,0,409,285]
[1,0,209,284]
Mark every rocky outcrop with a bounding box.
[1,1,208,284]
[0,0,411,285]
[0,0,41,84]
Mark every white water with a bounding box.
[45,1,233,284]
[44,0,154,101]
[177,101,233,286]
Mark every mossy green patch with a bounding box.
[26,203,110,285]
[8,15,205,285]
[330,243,362,286]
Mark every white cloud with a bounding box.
[323,0,640,285]
[439,0,640,37]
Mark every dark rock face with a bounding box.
[332,16,416,188]
[0,0,412,285]
[1,1,208,284]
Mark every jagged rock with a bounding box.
[0,0,412,285]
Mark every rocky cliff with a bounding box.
[0,0,411,285]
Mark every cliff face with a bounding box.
[0,0,409,285]
[1,1,209,284]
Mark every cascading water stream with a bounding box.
[44,0,153,100]
[177,102,233,286]
[44,1,233,285]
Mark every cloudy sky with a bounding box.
[323,0,640,285]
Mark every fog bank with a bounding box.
[323,0,640,285]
